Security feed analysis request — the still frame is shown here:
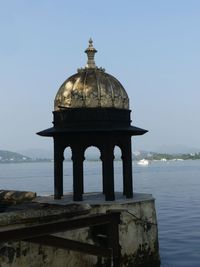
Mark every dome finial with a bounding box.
[85,38,97,68]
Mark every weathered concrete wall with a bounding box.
[0,193,160,267]
[89,194,160,267]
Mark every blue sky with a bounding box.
[0,0,200,153]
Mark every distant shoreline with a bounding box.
[1,149,200,163]
[1,158,200,164]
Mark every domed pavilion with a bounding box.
[37,39,147,201]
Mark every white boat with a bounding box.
[137,159,149,166]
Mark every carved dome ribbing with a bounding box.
[54,39,129,110]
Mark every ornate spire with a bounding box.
[85,38,97,68]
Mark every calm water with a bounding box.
[0,160,200,267]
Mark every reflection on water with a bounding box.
[0,160,200,267]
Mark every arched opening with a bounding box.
[114,146,123,193]
[63,147,73,194]
[84,146,102,194]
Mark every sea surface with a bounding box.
[0,159,200,267]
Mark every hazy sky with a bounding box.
[0,0,200,153]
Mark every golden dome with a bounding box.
[54,39,129,110]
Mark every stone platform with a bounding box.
[0,192,160,267]
[35,192,154,205]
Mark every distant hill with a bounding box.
[155,145,200,154]
[132,150,200,161]
[0,150,31,163]
[18,149,53,159]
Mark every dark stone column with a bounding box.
[122,138,133,198]
[102,143,115,201]
[72,146,85,201]
[54,139,64,199]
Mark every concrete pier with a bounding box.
[0,192,160,267]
